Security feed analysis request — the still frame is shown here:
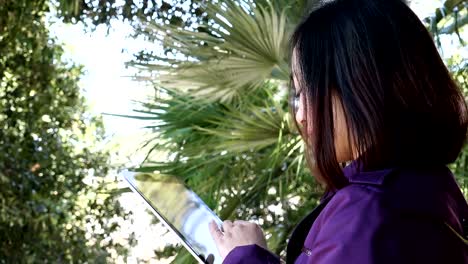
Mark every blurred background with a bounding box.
[0,0,466,263]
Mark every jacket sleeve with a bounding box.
[222,244,281,264]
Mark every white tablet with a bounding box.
[121,170,223,264]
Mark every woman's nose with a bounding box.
[296,105,306,125]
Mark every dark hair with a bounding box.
[289,0,468,190]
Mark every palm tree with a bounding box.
[127,1,319,261]
[125,0,468,262]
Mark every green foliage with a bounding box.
[56,0,209,30]
[130,0,292,102]
[0,0,131,262]
[424,0,468,46]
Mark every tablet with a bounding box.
[121,170,223,264]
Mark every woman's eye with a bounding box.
[294,94,300,112]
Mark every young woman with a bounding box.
[208,0,468,263]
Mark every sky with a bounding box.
[49,20,155,165]
[47,0,460,262]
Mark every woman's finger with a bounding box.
[222,220,233,231]
[209,220,224,243]
[233,220,250,225]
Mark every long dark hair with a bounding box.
[289,0,468,190]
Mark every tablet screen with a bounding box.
[123,171,223,264]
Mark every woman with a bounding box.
[208,0,468,263]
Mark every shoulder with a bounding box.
[311,183,384,240]
[318,183,383,221]
[302,166,468,264]
[322,165,465,223]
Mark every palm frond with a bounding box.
[128,0,291,103]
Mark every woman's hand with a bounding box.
[209,220,268,260]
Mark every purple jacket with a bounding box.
[223,163,468,264]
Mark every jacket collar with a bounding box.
[343,160,395,186]
[320,160,394,201]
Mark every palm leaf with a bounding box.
[128,0,291,103]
